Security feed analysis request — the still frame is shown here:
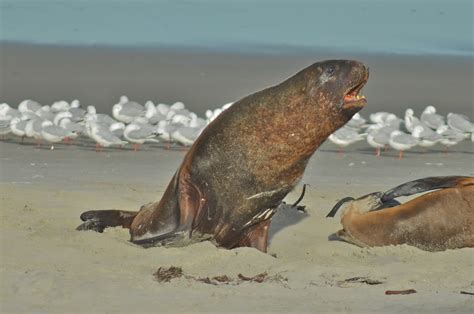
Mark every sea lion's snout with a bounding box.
[306,60,368,115]
[341,61,369,113]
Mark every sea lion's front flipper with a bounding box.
[128,167,206,248]
[335,229,369,248]
[234,219,272,253]
[381,176,474,202]
[77,210,138,232]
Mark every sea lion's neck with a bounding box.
[216,86,349,187]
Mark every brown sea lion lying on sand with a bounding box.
[77,60,369,252]
[327,176,474,251]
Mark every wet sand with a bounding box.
[0,44,473,313]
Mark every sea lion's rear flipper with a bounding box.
[76,210,138,233]
[381,176,474,203]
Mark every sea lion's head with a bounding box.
[253,59,369,150]
[257,59,369,152]
[302,59,369,118]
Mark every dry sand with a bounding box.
[0,137,473,313]
[0,45,474,313]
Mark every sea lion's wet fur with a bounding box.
[333,176,474,251]
[78,60,369,252]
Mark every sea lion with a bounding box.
[327,176,474,251]
[77,59,369,252]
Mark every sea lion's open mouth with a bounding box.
[342,64,369,111]
[343,80,367,110]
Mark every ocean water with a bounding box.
[0,0,472,56]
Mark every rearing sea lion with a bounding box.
[77,60,369,252]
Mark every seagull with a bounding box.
[123,123,160,151]
[109,122,126,138]
[86,121,128,152]
[0,103,21,121]
[447,113,474,133]
[58,118,86,143]
[369,112,392,125]
[53,111,73,125]
[345,112,367,130]
[384,114,404,130]
[166,107,192,122]
[171,114,207,147]
[436,125,467,153]
[366,129,389,156]
[10,117,29,140]
[0,120,11,137]
[51,100,71,113]
[404,108,427,133]
[411,125,442,151]
[206,108,223,123]
[112,96,146,123]
[41,120,76,148]
[18,100,42,114]
[156,103,171,116]
[35,105,55,121]
[170,101,186,111]
[389,130,418,159]
[420,105,445,130]
[68,105,86,122]
[156,120,179,148]
[85,106,117,126]
[145,101,166,125]
[171,125,205,147]
[25,117,45,146]
[328,127,366,154]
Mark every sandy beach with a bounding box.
[1,44,473,313]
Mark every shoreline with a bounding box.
[4,40,474,58]
[1,42,473,118]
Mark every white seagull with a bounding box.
[436,125,467,153]
[123,123,160,151]
[41,120,76,148]
[87,121,128,152]
[328,127,366,154]
[18,100,42,114]
[412,125,442,151]
[420,105,445,130]
[389,130,418,159]
[112,96,146,124]
[447,113,474,133]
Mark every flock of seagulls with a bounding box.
[328,106,473,159]
[0,96,231,151]
[1,98,473,158]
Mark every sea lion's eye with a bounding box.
[325,66,335,76]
